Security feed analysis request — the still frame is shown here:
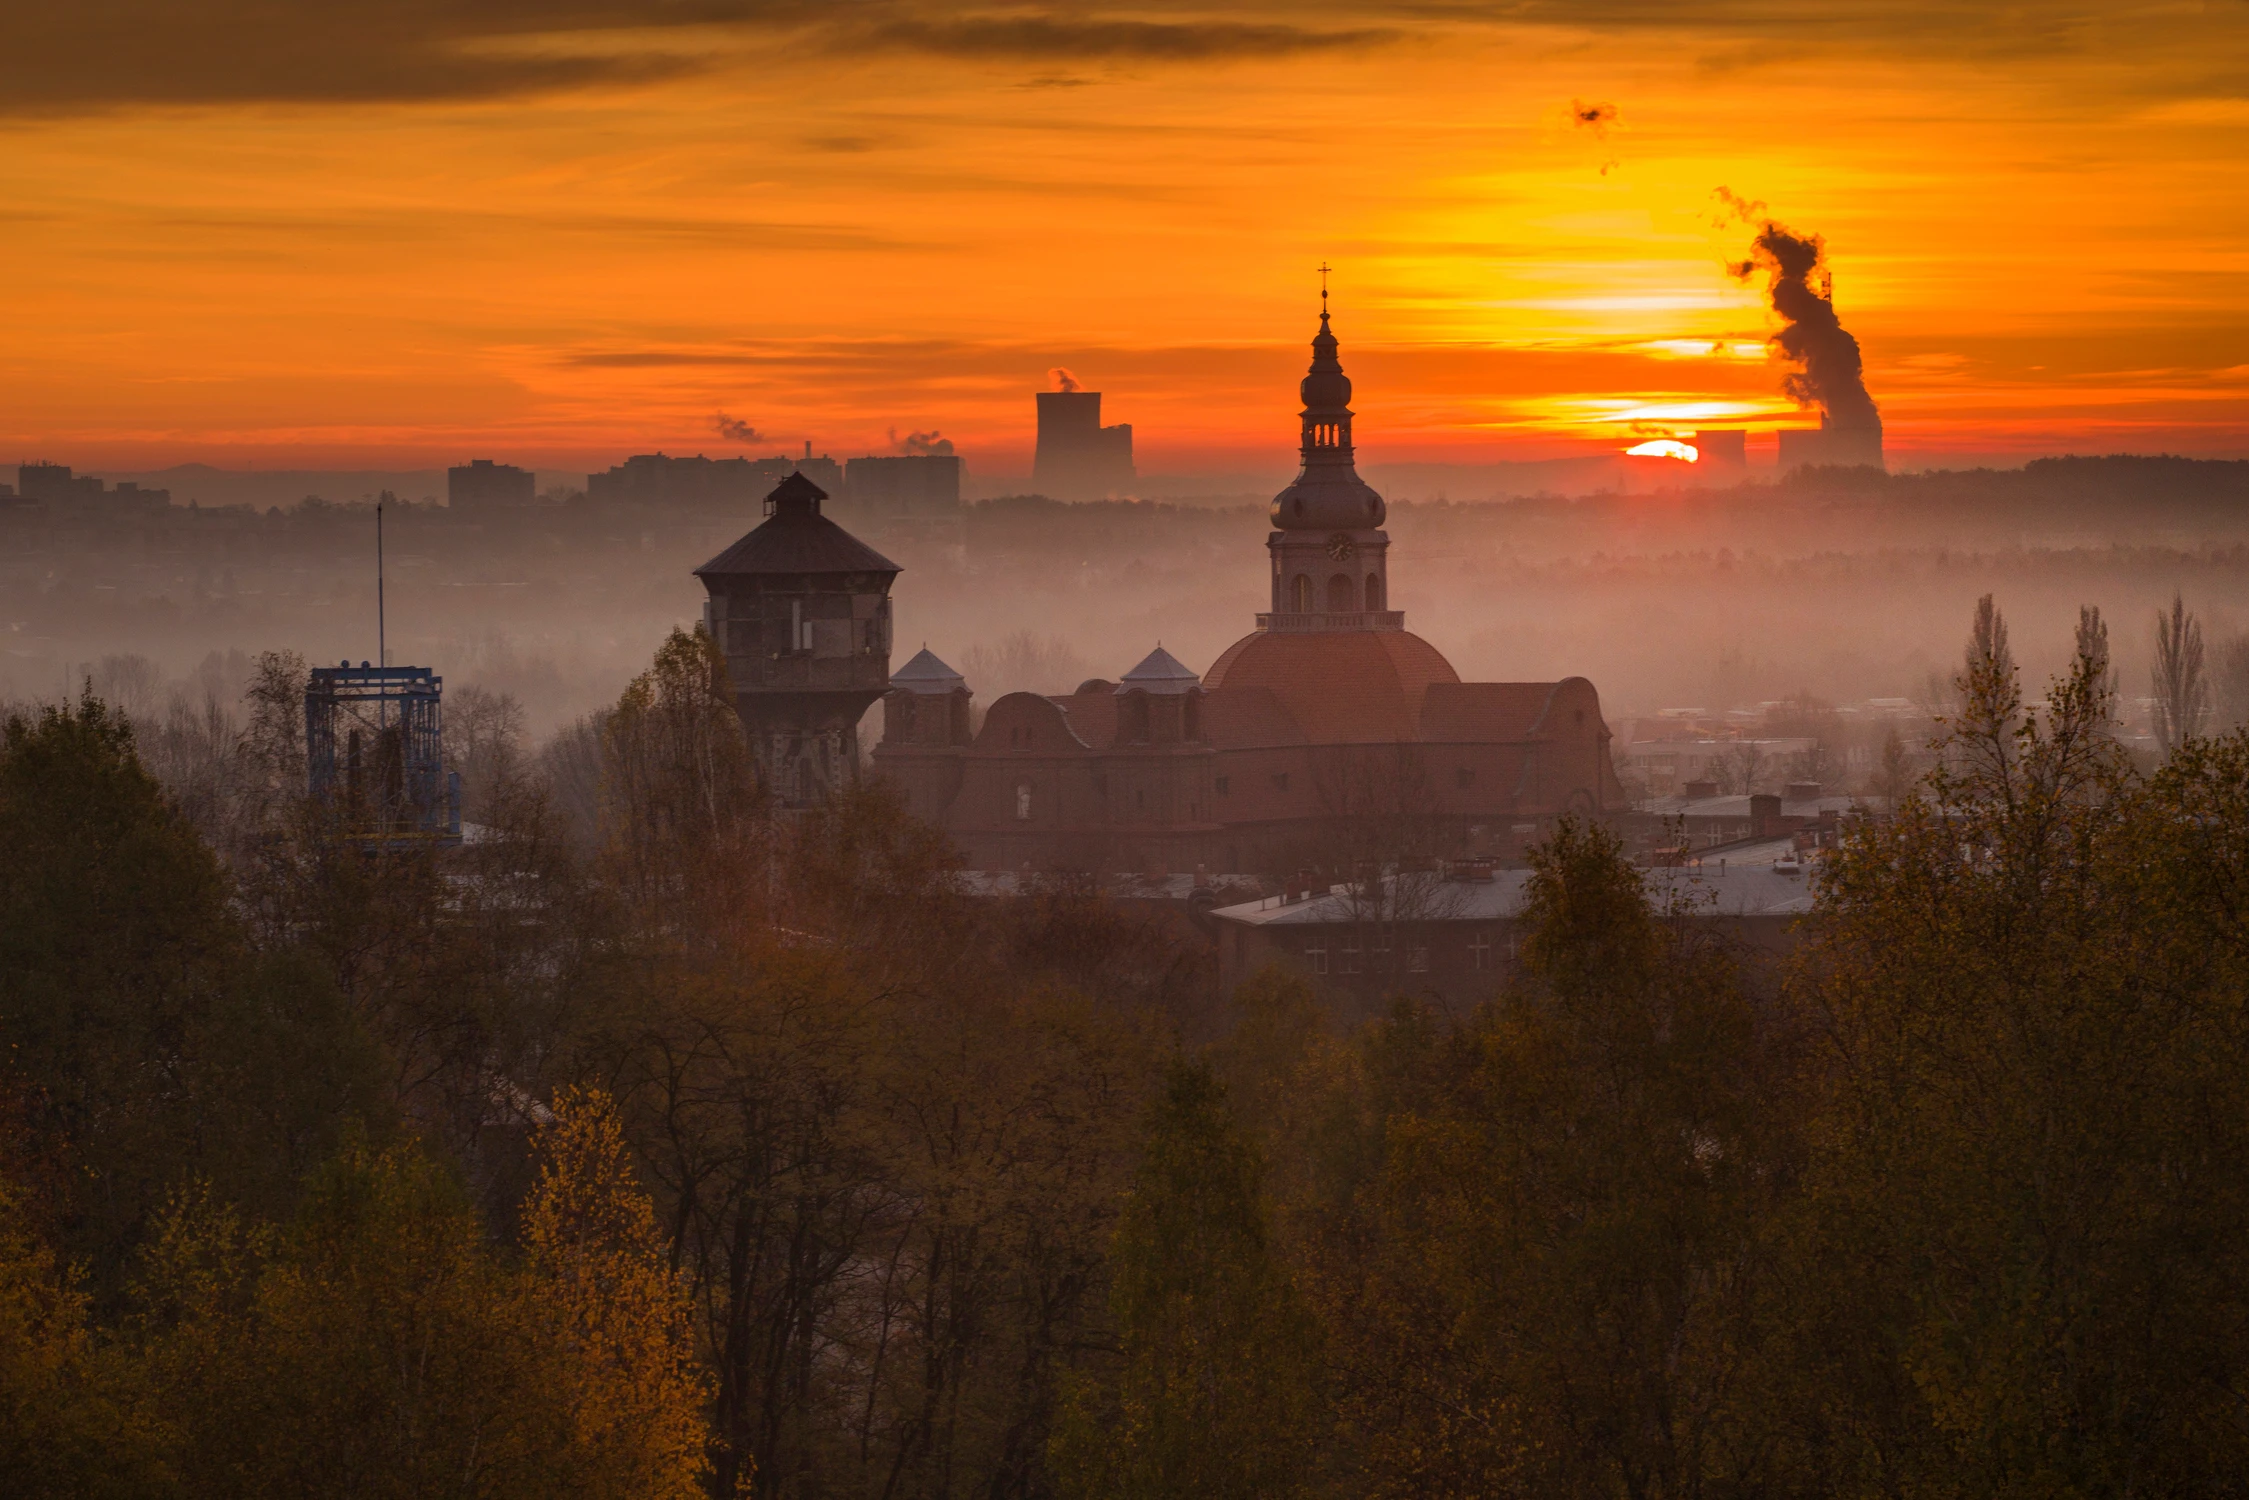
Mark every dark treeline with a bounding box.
[8,605,2249,1497]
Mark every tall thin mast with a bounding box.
[377,497,388,739]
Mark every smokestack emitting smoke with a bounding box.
[1048,367,1081,393]
[1735,224,1881,436]
[714,412,765,443]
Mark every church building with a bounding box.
[872,302,1628,875]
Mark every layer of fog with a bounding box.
[9,458,2249,788]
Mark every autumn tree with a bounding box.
[520,1089,711,1500]
[0,695,242,1286]
[138,1110,713,1499]
[1793,603,2249,1494]
[1321,819,1796,1499]
[1052,1059,1319,1500]
[0,1148,164,1499]
[2152,588,2209,758]
[600,624,766,948]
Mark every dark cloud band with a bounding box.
[0,1,2232,114]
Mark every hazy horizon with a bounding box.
[11,457,2248,771]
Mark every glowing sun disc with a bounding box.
[1625,439,1700,462]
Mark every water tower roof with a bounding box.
[695,475,900,579]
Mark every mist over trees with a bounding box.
[9,587,2249,1495]
[10,456,2249,754]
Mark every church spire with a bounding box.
[1299,278,1354,466]
[1270,275,1382,532]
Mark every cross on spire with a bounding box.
[1318,261,1331,313]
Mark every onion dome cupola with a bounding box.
[1271,302,1386,532]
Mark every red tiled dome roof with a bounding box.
[1203,629,1461,744]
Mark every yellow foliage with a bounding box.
[522,1087,714,1500]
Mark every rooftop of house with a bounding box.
[1637,792,1887,819]
[1211,857,1821,927]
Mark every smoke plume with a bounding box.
[1572,99,1619,173]
[895,428,956,456]
[1048,367,1081,393]
[1735,223,1880,433]
[1710,185,1764,228]
[714,412,766,443]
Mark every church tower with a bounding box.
[1261,290,1401,632]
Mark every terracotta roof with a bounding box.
[694,477,900,579]
[1201,685,1307,748]
[1203,629,1460,744]
[1418,682,1562,743]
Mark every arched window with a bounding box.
[1119,691,1150,744]
[1292,574,1313,612]
[1327,573,1356,612]
[1364,572,1384,611]
[1015,783,1032,821]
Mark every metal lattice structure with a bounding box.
[305,662,462,845]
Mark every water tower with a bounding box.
[694,472,901,807]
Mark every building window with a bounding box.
[1408,945,1430,973]
[1470,930,1493,971]
[1015,783,1032,821]
[1327,573,1356,612]
[1365,572,1384,610]
[1215,775,1230,796]
[1292,574,1313,612]
[1306,940,1328,975]
[1339,936,1362,975]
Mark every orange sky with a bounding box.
[3,2,2245,476]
